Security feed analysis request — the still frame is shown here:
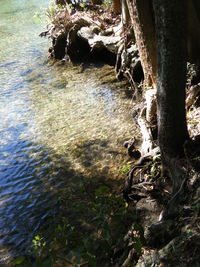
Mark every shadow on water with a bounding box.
[70,138,125,171]
[0,122,133,266]
[0,124,61,263]
[0,126,68,263]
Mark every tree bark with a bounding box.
[188,0,200,64]
[91,0,103,5]
[154,0,189,161]
[55,0,66,5]
[121,0,130,27]
[126,0,156,87]
[112,0,121,14]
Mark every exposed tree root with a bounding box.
[138,107,154,156]
[136,232,200,267]
[121,150,200,265]
[186,83,200,107]
[121,80,200,265]
[123,146,160,202]
[123,87,159,202]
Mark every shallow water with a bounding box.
[0,0,137,263]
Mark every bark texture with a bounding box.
[121,0,130,27]
[55,0,66,5]
[188,0,200,64]
[154,0,189,160]
[112,0,121,14]
[91,0,103,5]
[126,0,156,87]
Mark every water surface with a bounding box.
[0,0,137,263]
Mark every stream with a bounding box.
[0,0,137,263]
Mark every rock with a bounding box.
[77,26,121,64]
[88,35,122,54]
[136,232,200,267]
[116,43,144,83]
[66,19,91,61]
[144,219,180,248]
[53,32,67,59]
[136,198,161,229]
[77,26,98,41]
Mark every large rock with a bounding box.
[78,26,122,54]
[89,35,121,53]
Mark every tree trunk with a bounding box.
[154,1,189,214]
[154,0,189,159]
[112,0,121,15]
[188,0,200,85]
[121,0,130,27]
[126,0,156,87]
[188,0,200,64]
[91,0,103,5]
[55,0,66,5]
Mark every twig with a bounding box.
[124,69,138,100]
[131,181,153,190]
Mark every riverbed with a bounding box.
[0,0,137,264]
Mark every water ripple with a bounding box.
[0,0,138,264]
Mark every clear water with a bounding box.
[0,0,137,263]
